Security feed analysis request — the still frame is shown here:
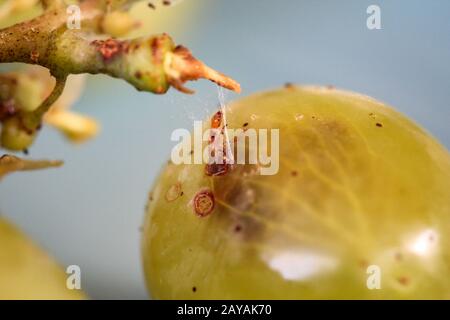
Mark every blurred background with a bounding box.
[0,0,449,299]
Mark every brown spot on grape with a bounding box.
[192,286,197,292]
[193,189,215,217]
[148,2,155,9]
[397,276,410,286]
[234,224,242,233]
[358,259,369,269]
[165,182,182,202]
[243,122,249,127]
[376,123,383,127]
[291,170,298,177]
[205,163,229,176]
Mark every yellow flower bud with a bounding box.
[1,117,36,151]
[45,110,99,143]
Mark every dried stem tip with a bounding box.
[165,46,241,94]
[0,154,63,179]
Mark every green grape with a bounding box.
[0,217,85,299]
[142,85,450,299]
[1,117,37,151]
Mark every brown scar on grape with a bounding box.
[376,122,383,128]
[192,189,215,217]
[204,110,231,176]
[211,110,223,129]
[358,259,369,269]
[397,276,410,286]
[230,214,265,241]
[165,182,183,202]
[217,181,266,239]
[205,163,229,176]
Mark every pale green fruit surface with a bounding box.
[142,86,450,299]
[0,217,85,299]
